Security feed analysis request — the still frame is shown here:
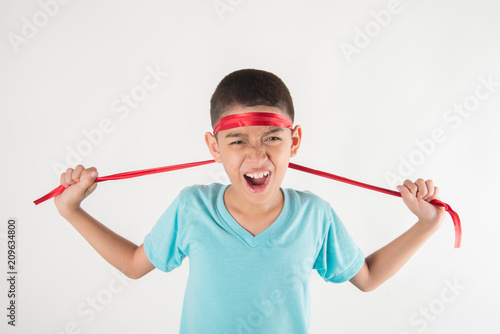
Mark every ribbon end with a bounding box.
[33,185,65,205]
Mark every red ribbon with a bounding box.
[213,112,293,135]
[287,163,462,248]
[33,160,216,206]
[34,159,461,248]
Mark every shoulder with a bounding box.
[156,183,225,224]
[283,188,343,225]
[178,183,225,202]
[284,187,332,210]
[180,183,225,196]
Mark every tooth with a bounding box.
[245,171,270,178]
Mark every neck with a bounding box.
[223,185,284,219]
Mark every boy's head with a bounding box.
[205,69,302,207]
[210,69,295,128]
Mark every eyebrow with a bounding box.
[224,128,285,138]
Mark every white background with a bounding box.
[1,0,499,333]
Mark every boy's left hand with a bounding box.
[397,179,446,230]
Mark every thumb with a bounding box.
[397,185,415,206]
[77,171,98,197]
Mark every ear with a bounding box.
[205,132,222,163]
[290,125,302,157]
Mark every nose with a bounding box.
[246,142,268,163]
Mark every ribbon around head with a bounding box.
[213,112,294,135]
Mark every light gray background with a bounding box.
[1,0,499,333]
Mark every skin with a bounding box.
[204,105,302,236]
[350,178,445,291]
[55,104,445,291]
[54,164,154,279]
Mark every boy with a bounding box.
[54,69,445,333]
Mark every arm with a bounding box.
[55,165,155,279]
[350,178,446,292]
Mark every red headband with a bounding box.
[213,112,293,135]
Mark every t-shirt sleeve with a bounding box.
[143,193,186,272]
[313,208,365,283]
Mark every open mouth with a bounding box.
[244,171,270,189]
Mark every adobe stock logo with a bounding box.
[400,278,466,333]
[385,73,499,188]
[47,269,130,334]
[7,0,73,53]
[234,255,314,334]
[211,0,244,21]
[340,0,404,63]
[51,65,170,177]
[236,289,285,334]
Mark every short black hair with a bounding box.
[210,69,295,128]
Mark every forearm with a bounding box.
[351,179,446,292]
[59,208,139,276]
[364,221,438,290]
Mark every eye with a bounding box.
[266,136,281,142]
[230,140,244,145]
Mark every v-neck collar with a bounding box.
[216,184,291,248]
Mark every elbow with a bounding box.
[121,245,153,280]
[123,269,145,280]
[350,263,379,292]
[356,280,384,292]
[351,276,379,292]
[121,265,145,280]
[124,272,141,280]
[357,284,377,293]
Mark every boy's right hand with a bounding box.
[54,165,98,215]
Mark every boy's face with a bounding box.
[205,105,302,207]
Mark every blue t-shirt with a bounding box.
[144,183,364,333]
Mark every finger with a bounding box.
[403,179,418,197]
[64,168,75,186]
[397,184,417,209]
[397,184,411,198]
[414,178,427,199]
[77,169,98,195]
[72,165,85,183]
[422,179,435,200]
[426,185,440,202]
[85,180,99,197]
[80,167,97,180]
[60,172,69,187]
